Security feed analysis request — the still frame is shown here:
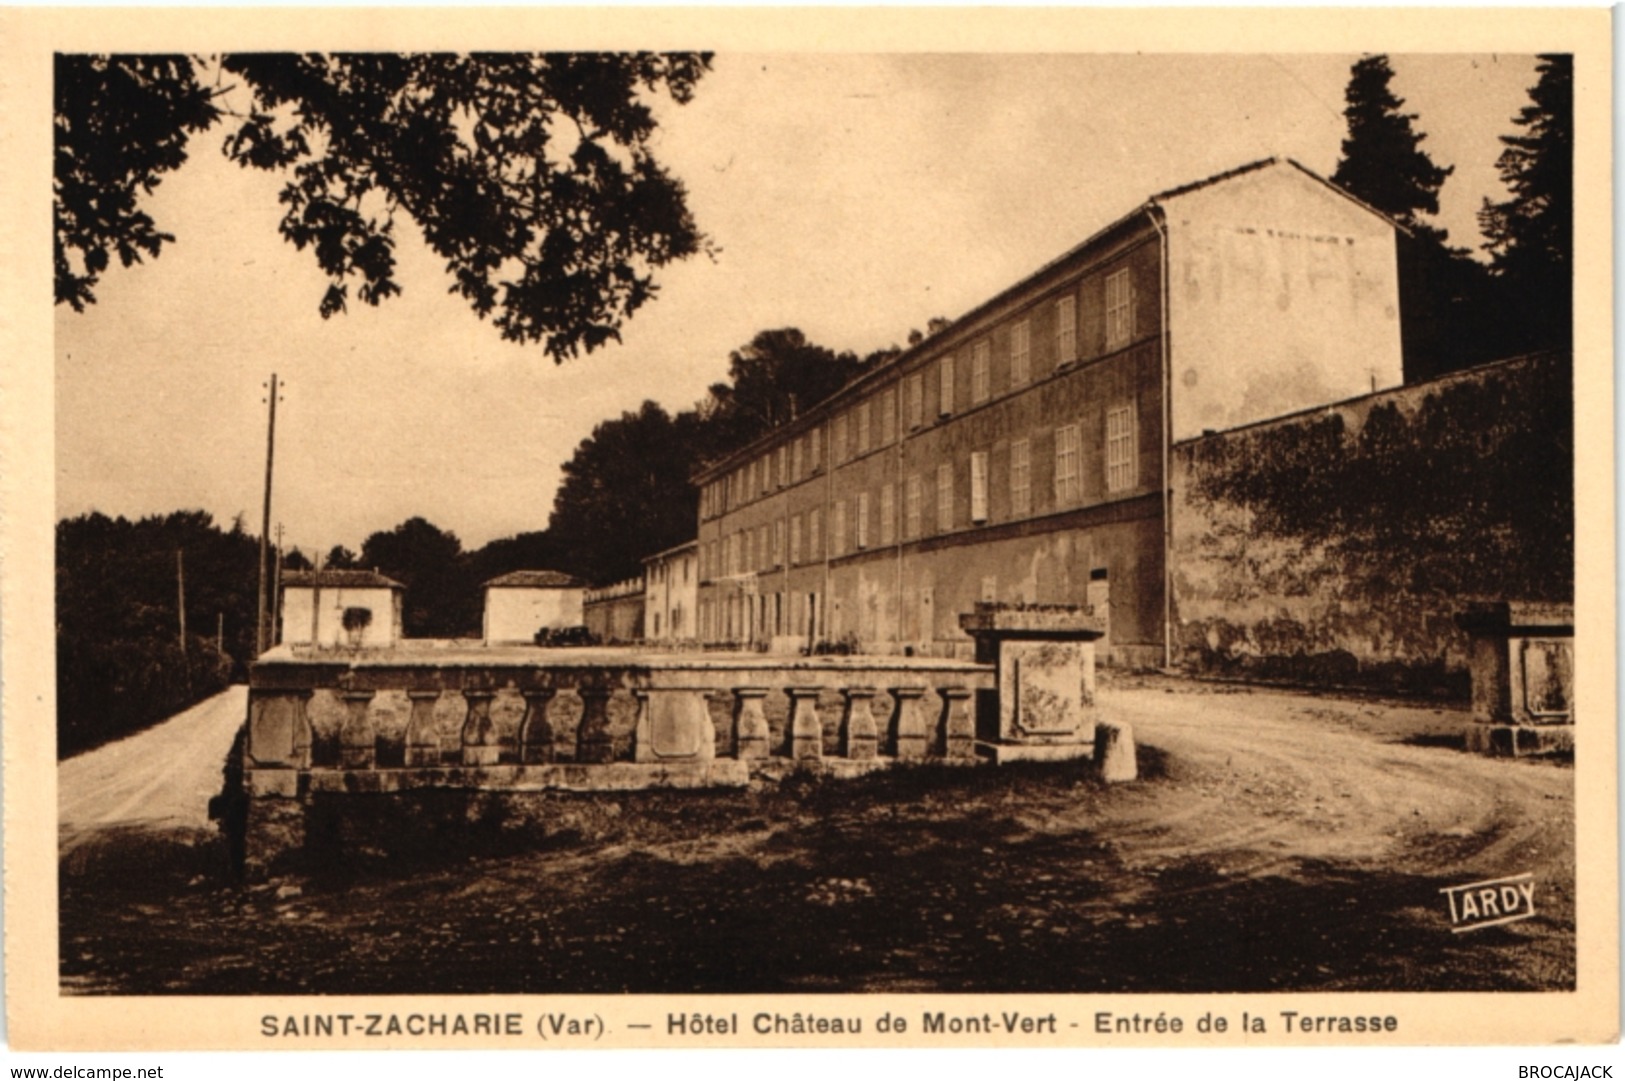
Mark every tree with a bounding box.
[700,328,866,452]
[548,401,703,585]
[55,52,712,361]
[1479,54,1573,352]
[324,544,359,569]
[56,510,255,755]
[1331,55,1453,238]
[358,517,477,637]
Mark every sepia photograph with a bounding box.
[4,5,1615,1054]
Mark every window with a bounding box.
[907,374,924,429]
[905,475,922,539]
[880,482,895,545]
[1106,268,1134,350]
[881,388,897,445]
[1056,294,1077,364]
[939,354,955,415]
[971,339,990,404]
[1010,319,1030,387]
[792,438,803,482]
[776,446,787,488]
[832,500,847,557]
[856,491,870,549]
[790,515,802,565]
[833,412,848,463]
[936,462,954,533]
[809,507,822,560]
[1054,423,1082,506]
[773,520,785,566]
[1107,403,1137,492]
[1011,438,1031,517]
[856,400,872,455]
[809,428,822,471]
[970,451,989,523]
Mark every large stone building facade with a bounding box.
[693,158,1404,665]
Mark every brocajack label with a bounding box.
[1440,873,1537,933]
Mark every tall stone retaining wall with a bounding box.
[1169,352,1572,694]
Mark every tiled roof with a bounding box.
[283,569,404,589]
[484,570,584,589]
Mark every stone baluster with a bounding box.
[575,686,616,764]
[518,689,559,764]
[404,690,443,767]
[337,690,378,769]
[839,687,879,760]
[938,686,976,758]
[888,685,929,759]
[732,687,771,760]
[786,686,824,761]
[461,689,500,766]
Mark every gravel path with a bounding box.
[58,685,246,852]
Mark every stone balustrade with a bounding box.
[237,612,1131,877]
[245,643,994,797]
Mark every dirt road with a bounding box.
[57,676,1574,994]
[58,685,245,853]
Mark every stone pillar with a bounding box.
[840,687,879,760]
[1458,601,1575,756]
[575,686,616,764]
[404,690,443,767]
[337,690,377,769]
[633,688,717,763]
[1094,721,1137,782]
[732,687,771,760]
[958,603,1103,763]
[786,686,824,761]
[247,690,313,769]
[937,686,975,759]
[460,689,501,766]
[519,689,559,764]
[888,686,929,759]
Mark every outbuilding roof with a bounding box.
[283,569,404,590]
[483,570,584,589]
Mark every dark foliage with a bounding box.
[56,511,256,756]
[1331,55,1453,237]
[55,52,711,360]
[1479,54,1573,353]
[357,517,477,638]
[1186,354,1572,602]
[1327,55,1507,381]
[546,401,705,586]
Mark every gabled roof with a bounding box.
[283,569,404,590]
[484,569,584,589]
[1150,156,1409,236]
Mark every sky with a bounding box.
[54,52,1543,557]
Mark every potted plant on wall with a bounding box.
[342,606,373,648]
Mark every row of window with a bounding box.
[701,269,1138,521]
[701,406,1137,578]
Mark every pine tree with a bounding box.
[1331,55,1454,238]
[1479,54,1573,352]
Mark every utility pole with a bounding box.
[216,611,224,655]
[255,373,281,656]
[273,522,285,648]
[177,549,193,696]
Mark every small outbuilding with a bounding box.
[483,570,586,644]
[280,569,405,648]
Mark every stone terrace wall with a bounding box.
[1170,353,1572,695]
